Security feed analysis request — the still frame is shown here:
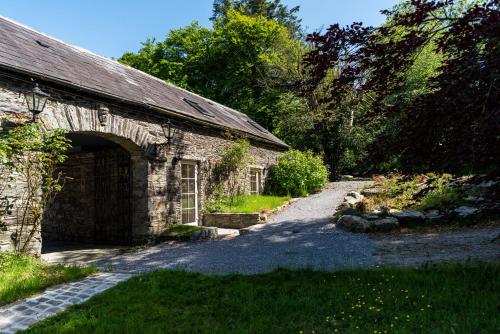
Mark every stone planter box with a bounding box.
[202,213,265,229]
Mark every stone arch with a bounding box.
[39,102,155,153]
[42,126,150,246]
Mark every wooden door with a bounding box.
[94,148,132,244]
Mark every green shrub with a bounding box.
[267,150,328,197]
[417,186,463,211]
[362,173,462,212]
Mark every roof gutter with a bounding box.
[0,62,289,150]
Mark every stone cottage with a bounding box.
[0,16,287,253]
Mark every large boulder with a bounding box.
[425,209,445,222]
[454,206,479,218]
[369,217,399,231]
[362,213,380,220]
[335,207,360,218]
[390,210,425,225]
[477,180,499,188]
[464,195,485,204]
[361,187,385,197]
[344,191,365,208]
[346,191,363,199]
[337,215,369,232]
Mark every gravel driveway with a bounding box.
[371,226,500,266]
[44,181,377,274]
[42,181,499,274]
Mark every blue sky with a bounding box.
[1,0,399,58]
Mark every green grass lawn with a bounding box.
[212,194,291,213]
[163,224,205,238]
[24,262,499,334]
[0,252,96,306]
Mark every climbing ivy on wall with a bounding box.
[208,138,253,208]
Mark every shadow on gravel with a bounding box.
[43,182,377,275]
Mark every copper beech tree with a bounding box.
[303,0,500,174]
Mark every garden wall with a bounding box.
[202,213,263,229]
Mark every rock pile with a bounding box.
[336,176,499,233]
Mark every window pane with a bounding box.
[188,179,195,193]
[181,194,189,208]
[187,209,196,223]
[182,211,188,224]
[188,194,195,209]
[181,180,188,193]
[181,164,188,178]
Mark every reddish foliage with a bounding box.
[303,0,500,174]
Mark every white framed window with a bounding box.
[250,169,261,195]
[181,162,198,225]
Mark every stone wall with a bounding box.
[202,213,263,229]
[0,169,42,254]
[0,72,285,253]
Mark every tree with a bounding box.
[211,0,302,37]
[119,10,304,130]
[303,0,500,174]
[119,23,212,90]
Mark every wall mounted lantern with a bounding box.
[161,119,175,143]
[24,83,50,121]
[146,119,176,161]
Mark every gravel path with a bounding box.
[371,226,500,266]
[42,181,499,273]
[84,181,376,274]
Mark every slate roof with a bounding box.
[0,16,287,148]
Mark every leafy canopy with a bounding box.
[303,0,500,174]
[211,0,302,37]
[120,9,304,131]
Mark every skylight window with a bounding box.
[183,98,214,118]
[35,40,50,48]
[247,119,268,133]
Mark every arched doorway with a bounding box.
[43,133,137,245]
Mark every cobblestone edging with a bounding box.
[0,272,132,334]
